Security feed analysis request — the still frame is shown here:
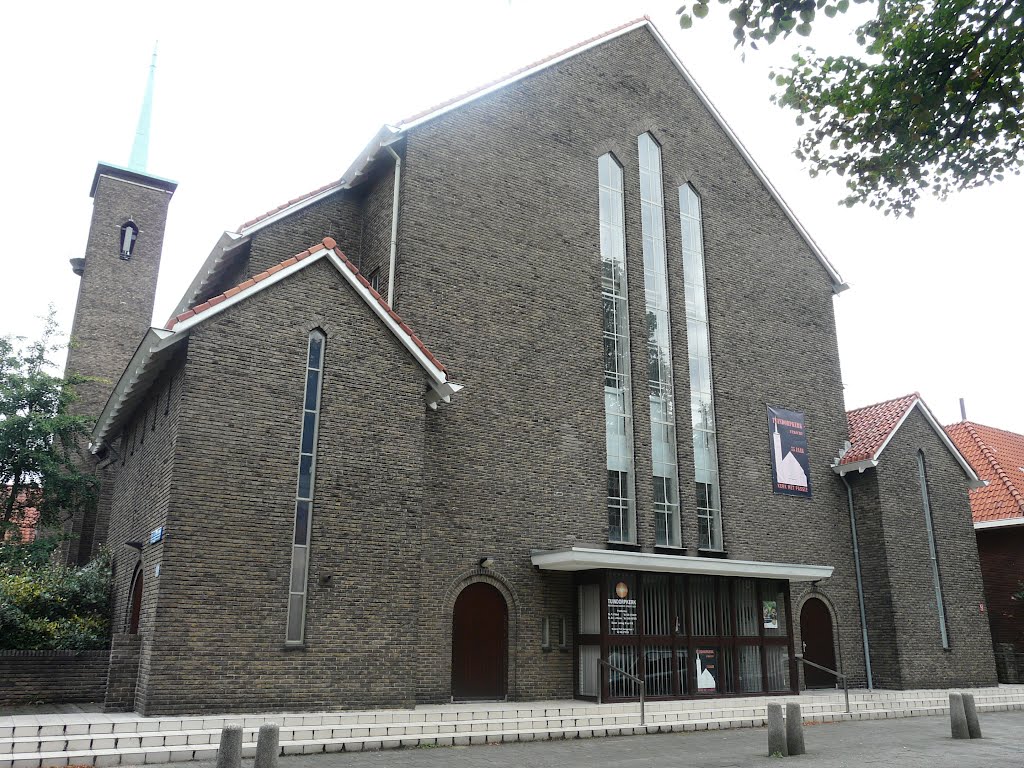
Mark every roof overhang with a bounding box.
[832,459,878,477]
[170,231,250,319]
[91,328,186,450]
[530,547,833,581]
[91,162,178,197]
[974,516,1024,531]
[93,245,456,451]
[390,17,847,295]
[833,398,986,489]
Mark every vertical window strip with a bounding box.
[286,330,325,644]
[638,134,681,547]
[679,184,723,551]
[600,153,636,544]
[917,452,949,648]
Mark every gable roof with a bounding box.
[833,393,983,488]
[945,421,1024,527]
[93,238,458,452]
[173,16,846,319]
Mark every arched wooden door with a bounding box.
[800,597,837,688]
[128,565,144,634]
[451,582,508,700]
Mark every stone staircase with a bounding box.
[3,686,1023,768]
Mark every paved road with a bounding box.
[175,710,1024,768]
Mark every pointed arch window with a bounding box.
[599,153,636,543]
[638,133,681,548]
[679,184,723,551]
[120,221,139,260]
[285,330,325,644]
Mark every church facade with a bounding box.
[65,18,996,715]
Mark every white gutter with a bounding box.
[974,516,1024,530]
[832,459,878,476]
[384,145,402,307]
[530,547,833,581]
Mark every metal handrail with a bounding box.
[794,653,850,713]
[597,657,645,725]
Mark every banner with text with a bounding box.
[767,406,811,497]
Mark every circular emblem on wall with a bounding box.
[615,581,629,599]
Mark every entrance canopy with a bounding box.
[530,547,832,582]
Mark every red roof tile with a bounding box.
[164,238,447,375]
[237,180,343,232]
[946,422,1024,523]
[2,487,38,543]
[394,16,649,128]
[841,393,920,465]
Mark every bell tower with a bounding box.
[64,46,177,563]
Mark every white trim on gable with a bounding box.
[394,20,649,132]
[832,397,985,488]
[92,247,455,451]
[974,516,1024,530]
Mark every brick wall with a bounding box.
[976,525,1023,682]
[842,473,903,689]
[871,408,997,687]
[103,348,187,711]
[397,25,864,699]
[134,259,427,715]
[0,650,108,706]
[104,633,142,711]
[976,526,1024,647]
[63,170,172,565]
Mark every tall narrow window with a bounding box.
[120,221,139,260]
[600,153,636,543]
[638,133,681,547]
[917,451,949,648]
[286,330,325,644]
[679,184,723,551]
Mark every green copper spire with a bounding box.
[128,43,158,173]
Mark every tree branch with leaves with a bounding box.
[0,310,97,547]
[677,0,1024,216]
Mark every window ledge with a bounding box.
[697,548,728,559]
[653,546,687,556]
[282,642,307,651]
[605,541,641,552]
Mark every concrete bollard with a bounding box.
[216,725,243,768]
[767,703,788,757]
[949,693,970,739]
[962,693,982,739]
[785,702,806,756]
[254,722,280,768]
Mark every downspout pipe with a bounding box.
[842,474,873,690]
[384,145,402,308]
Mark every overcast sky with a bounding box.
[2,1,1021,434]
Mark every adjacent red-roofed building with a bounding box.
[946,421,1024,681]
[832,394,991,689]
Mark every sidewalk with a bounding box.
[171,710,1024,768]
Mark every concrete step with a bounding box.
[2,687,1023,768]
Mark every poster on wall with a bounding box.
[767,406,812,497]
[696,649,718,693]
[607,578,637,635]
[762,600,779,629]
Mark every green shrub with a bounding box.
[0,546,111,650]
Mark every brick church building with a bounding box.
[63,18,996,715]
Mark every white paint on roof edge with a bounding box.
[531,546,834,581]
[198,17,846,312]
[974,516,1024,530]
[94,248,450,450]
[833,397,984,488]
